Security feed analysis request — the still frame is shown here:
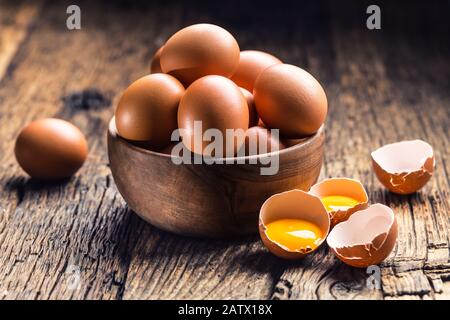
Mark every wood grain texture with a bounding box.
[0,0,448,300]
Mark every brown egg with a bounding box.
[231,50,282,92]
[239,126,284,156]
[239,88,259,127]
[160,24,240,86]
[178,75,249,157]
[14,118,88,180]
[327,204,398,268]
[309,178,369,227]
[371,140,435,195]
[115,74,185,149]
[150,46,164,74]
[259,190,330,260]
[254,64,328,138]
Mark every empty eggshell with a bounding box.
[259,190,330,260]
[254,64,328,138]
[371,140,435,195]
[178,75,249,157]
[115,73,185,149]
[14,118,88,180]
[160,24,240,86]
[150,46,164,74]
[239,88,259,127]
[327,204,398,268]
[240,126,285,156]
[309,178,369,227]
[231,50,282,92]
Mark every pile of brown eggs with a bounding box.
[114,23,328,156]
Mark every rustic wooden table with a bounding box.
[0,0,449,300]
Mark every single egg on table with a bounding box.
[231,50,282,92]
[259,190,330,260]
[239,88,259,127]
[371,140,434,195]
[115,73,185,150]
[309,178,369,227]
[178,75,249,157]
[160,24,240,86]
[254,64,327,138]
[327,204,398,268]
[14,118,88,180]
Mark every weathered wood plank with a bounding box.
[271,0,450,300]
[0,0,277,300]
[0,0,448,300]
[0,0,161,299]
[0,0,43,82]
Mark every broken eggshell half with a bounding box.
[309,178,369,227]
[259,190,330,260]
[371,140,435,195]
[327,204,398,268]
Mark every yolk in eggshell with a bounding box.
[321,195,360,212]
[265,219,323,252]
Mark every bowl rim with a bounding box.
[108,117,325,162]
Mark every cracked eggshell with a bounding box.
[309,178,369,227]
[327,204,398,268]
[371,140,435,195]
[160,24,240,86]
[259,190,330,260]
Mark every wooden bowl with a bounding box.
[107,118,325,238]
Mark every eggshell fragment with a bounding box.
[371,140,435,195]
[160,24,240,86]
[327,204,398,268]
[254,64,328,138]
[231,50,282,92]
[259,190,330,260]
[239,88,259,127]
[150,46,164,74]
[14,118,88,180]
[115,74,185,149]
[309,178,369,227]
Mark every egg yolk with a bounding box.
[265,219,323,252]
[321,195,360,212]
